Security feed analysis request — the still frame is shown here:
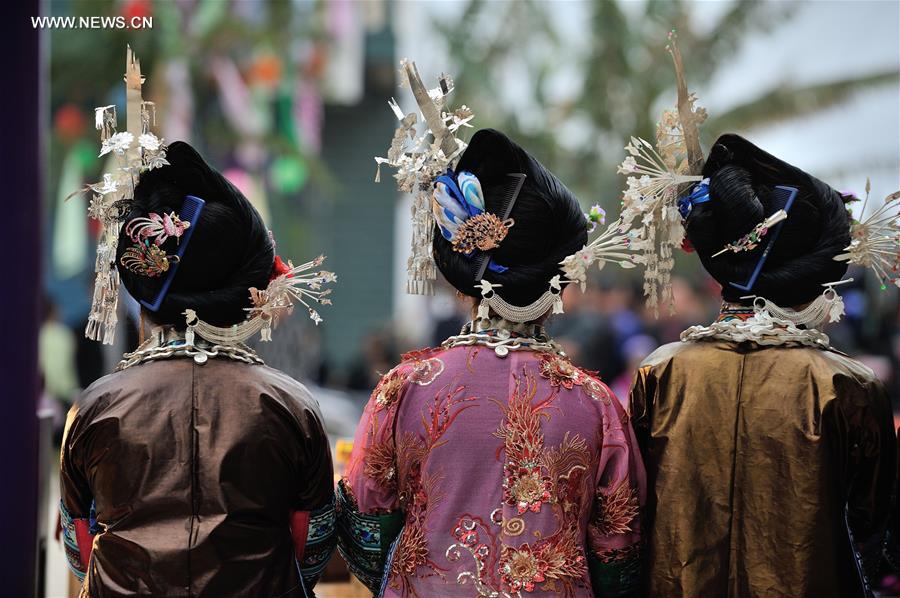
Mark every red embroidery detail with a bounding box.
[538,354,611,403]
[591,481,639,537]
[594,542,641,563]
[387,384,477,595]
[486,370,594,594]
[364,439,397,492]
[290,510,311,562]
[73,519,93,571]
[408,358,445,386]
[401,346,441,362]
[539,354,581,390]
[373,368,407,410]
[493,372,556,515]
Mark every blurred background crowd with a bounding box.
[31,0,899,595]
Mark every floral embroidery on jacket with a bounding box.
[539,355,581,390]
[539,354,610,404]
[374,367,407,410]
[446,515,505,595]
[473,371,593,595]
[590,480,639,538]
[343,347,645,597]
[493,372,556,515]
[363,439,397,492]
[592,541,641,564]
[409,358,445,386]
[388,383,478,595]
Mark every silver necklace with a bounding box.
[441,317,565,358]
[117,327,264,370]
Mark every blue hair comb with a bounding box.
[729,185,797,292]
[141,194,205,311]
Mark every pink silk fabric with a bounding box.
[344,344,646,597]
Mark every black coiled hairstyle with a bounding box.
[684,134,852,307]
[433,129,588,307]
[116,141,275,328]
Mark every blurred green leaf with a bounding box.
[707,70,900,133]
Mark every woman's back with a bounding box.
[630,340,895,598]
[342,343,644,597]
[61,357,333,597]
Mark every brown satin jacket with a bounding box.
[629,340,896,598]
[60,357,334,597]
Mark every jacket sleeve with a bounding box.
[587,381,647,598]
[336,366,408,593]
[827,374,897,578]
[59,402,96,581]
[627,365,656,459]
[289,399,336,590]
[884,427,900,574]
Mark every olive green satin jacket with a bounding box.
[630,340,896,598]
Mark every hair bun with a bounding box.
[117,141,274,327]
[433,129,587,306]
[686,134,851,306]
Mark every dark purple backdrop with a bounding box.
[0,0,42,593]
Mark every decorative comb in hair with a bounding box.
[729,186,797,292]
[473,173,526,281]
[712,209,788,258]
[138,195,205,311]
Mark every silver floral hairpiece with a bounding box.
[375,59,474,295]
[834,178,899,289]
[560,218,649,291]
[712,209,788,258]
[561,32,706,315]
[74,46,170,344]
[184,255,337,345]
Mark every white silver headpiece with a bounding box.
[184,254,336,345]
[375,60,474,295]
[74,46,170,344]
[834,179,899,289]
[561,33,706,316]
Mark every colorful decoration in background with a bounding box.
[54,104,88,142]
[248,52,282,90]
[223,168,271,225]
[270,155,309,195]
[121,0,151,23]
[53,147,90,280]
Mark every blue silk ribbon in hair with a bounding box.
[677,178,711,219]
[431,169,508,273]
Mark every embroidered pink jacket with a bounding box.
[342,345,646,597]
